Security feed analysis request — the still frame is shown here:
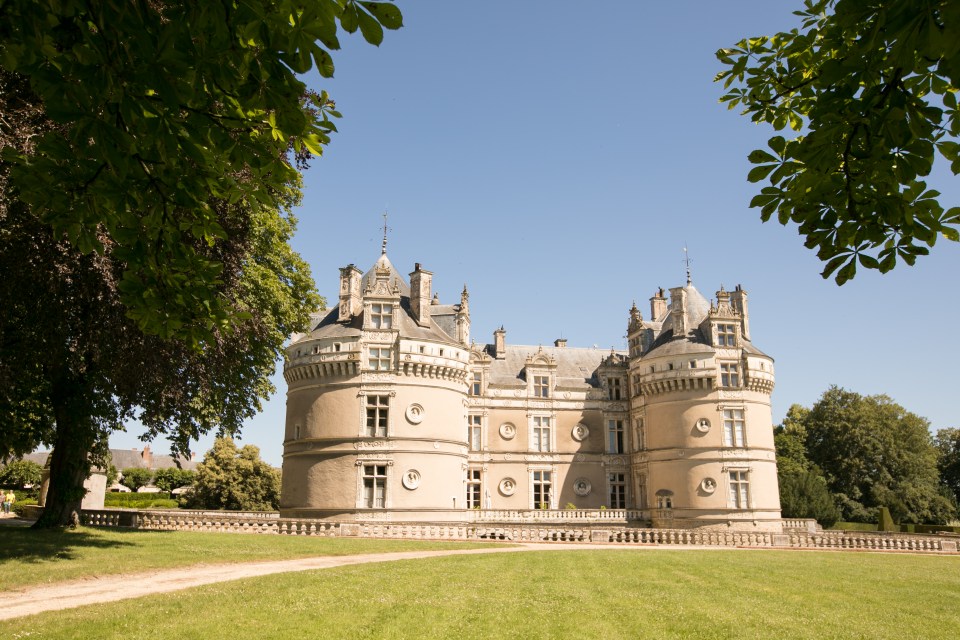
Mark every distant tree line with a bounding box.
[776,386,959,527]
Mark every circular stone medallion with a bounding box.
[405,403,425,424]
[402,469,421,490]
[694,418,711,434]
[498,478,517,496]
[572,424,589,442]
[499,423,516,440]
[573,478,591,496]
[700,477,717,494]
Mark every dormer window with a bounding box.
[608,378,622,400]
[717,323,737,347]
[368,347,391,371]
[370,303,393,329]
[470,372,482,396]
[533,375,550,398]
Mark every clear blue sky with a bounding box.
[110,2,960,466]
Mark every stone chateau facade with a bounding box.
[281,249,781,531]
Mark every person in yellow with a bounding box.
[2,490,14,514]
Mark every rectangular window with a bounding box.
[636,418,646,450]
[532,416,551,452]
[533,375,550,398]
[609,473,626,509]
[607,419,624,454]
[720,362,740,387]
[632,374,641,396]
[362,464,387,508]
[368,347,391,371]
[470,372,482,396]
[466,469,482,509]
[723,409,745,447]
[636,475,648,509]
[608,378,622,400]
[365,395,389,437]
[729,470,749,508]
[532,470,552,509]
[370,303,393,329]
[717,323,737,347]
[468,415,482,451]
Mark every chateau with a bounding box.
[280,247,782,531]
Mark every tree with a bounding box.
[187,438,280,511]
[934,427,960,505]
[119,468,154,492]
[778,468,841,528]
[1,2,400,527]
[798,386,953,524]
[773,404,814,476]
[1,0,402,341]
[0,459,43,489]
[153,468,196,493]
[717,1,960,284]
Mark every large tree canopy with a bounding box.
[0,0,401,342]
[717,0,959,284]
[793,386,953,524]
[0,1,401,526]
[187,438,280,511]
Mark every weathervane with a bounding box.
[683,244,692,286]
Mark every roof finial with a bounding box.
[381,211,389,255]
[683,244,692,286]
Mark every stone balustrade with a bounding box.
[67,508,958,554]
[781,518,820,533]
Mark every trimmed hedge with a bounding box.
[12,498,38,517]
[829,521,878,531]
[104,492,177,509]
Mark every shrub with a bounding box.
[778,468,841,528]
[878,506,897,531]
[12,498,37,517]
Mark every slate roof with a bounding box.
[295,253,462,345]
[478,344,622,390]
[23,448,198,471]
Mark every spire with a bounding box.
[683,244,692,286]
[381,211,389,255]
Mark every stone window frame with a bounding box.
[715,322,739,348]
[607,471,627,509]
[467,413,484,451]
[367,346,392,371]
[721,406,746,447]
[726,467,751,509]
[607,377,623,400]
[368,302,394,330]
[532,374,551,398]
[466,467,483,509]
[356,461,392,509]
[469,371,483,396]
[719,361,741,387]
[360,392,394,438]
[529,465,556,509]
[606,417,626,454]
[529,413,554,453]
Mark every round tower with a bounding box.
[281,254,471,520]
[627,283,780,531]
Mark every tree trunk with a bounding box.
[33,374,97,529]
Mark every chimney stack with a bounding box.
[338,264,363,322]
[493,326,506,359]
[409,263,433,327]
[649,288,668,321]
[554,338,567,348]
[732,285,751,341]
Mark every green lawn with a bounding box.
[0,526,493,591]
[6,548,960,639]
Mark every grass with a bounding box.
[6,548,960,639]
[0,526,494,591]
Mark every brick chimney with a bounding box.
[409,263,433,327]
[141,445,153,468]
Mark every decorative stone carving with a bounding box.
[694,418,711,434]
[718,389,744,400]
[700,477,717,494]
[573,478,592,496]
[572,423,589,442]
[402,469,421,490]
[354,441,392,450]
[499,423,516,440]
[405,403,424,424]
[498,478,517,496]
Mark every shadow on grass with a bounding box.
[0,526,152,563]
